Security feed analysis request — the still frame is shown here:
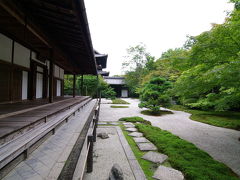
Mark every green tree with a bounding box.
[122,43,156,97]
[172,7,240,111]
[138,77,172,113]
[64,75,116,99]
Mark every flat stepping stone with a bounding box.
[137,143,157,151]
[142,151,168,163]
[128,132,143,137]
[123,122,134,125]
[98,122,108,125]
[126,128,138,132]
[133,137,149,143]
[109,122,119,125]
[153,166,184,180]
[124,124,135,128]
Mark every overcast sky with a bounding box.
[85,0,234,75]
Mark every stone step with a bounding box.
[124,124,135,128]
[153,166,184,180]
[137,143,157,151]
[142,151,168,163]
[128,132,143,137]
[125,128,137,132]
[133,137,149,143]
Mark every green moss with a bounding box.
[169,105,240,130]
[112,98,130,104]
[135,124,239,180]
[120,124,156,180]
[110,106,129,108]
[119,116,151,125]
[141,110,173,116]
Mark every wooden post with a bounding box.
[10,41,14,102]
[73,74,76,97]
[49,50,54,103]
[87,135,93,173]
[93,118,97,142]
[81,74,83,96]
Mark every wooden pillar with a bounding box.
[9,41,14,102]
[87,135,93,173]
[49,50,54,103]
[73,74,76,97]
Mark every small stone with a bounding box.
[97,132,109,139]
[125,128,137,132]
[142,151,168,163]
[137,143,157,151]
[133,137,149,143]
[124,124,135,128]
[153,166,184,180]
[128,132,143,137]
[109,163,124,180]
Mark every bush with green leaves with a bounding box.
[101,86,116,99]
[138,77,172,113]
[119,116,151,125]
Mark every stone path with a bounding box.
[122,121,184,180]
[100,98,240,176]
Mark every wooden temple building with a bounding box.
[0,0,100,179]
[104,77,129,98]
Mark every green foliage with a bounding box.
[169,105,240,130]
[122,44,156,97]
[111,98,130,104]
[101,86,116,99]
[139,77,172,113]
[119,116,151,125]
[120,124,156,179]
[136,124,239,180]
[64,75,116,99]
[110,106,129,108]
[140,110,173,116]
[123,7,240,112]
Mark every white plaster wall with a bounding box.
[36,73,43,98]
[14,42,30,68]
[0,33,12,62]
[22,71,28,100]
[56,80,61,96]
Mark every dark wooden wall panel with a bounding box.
[0,63,11,102]
[12,69,22,101]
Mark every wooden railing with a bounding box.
[58,98,100,180]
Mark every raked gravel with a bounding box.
[100,98,240,176]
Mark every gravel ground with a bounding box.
[100,98,240,176]
[83,127,135,180]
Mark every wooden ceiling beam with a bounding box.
[34,13,80,29]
